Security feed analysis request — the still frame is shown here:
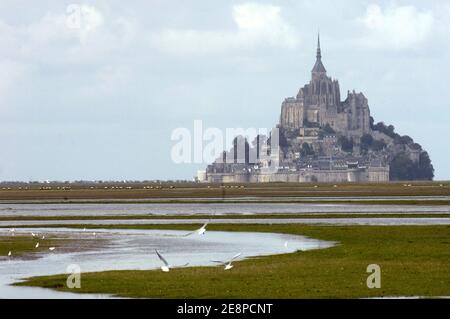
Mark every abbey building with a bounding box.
[199,36,430,183]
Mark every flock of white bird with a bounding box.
[5,228,59,258]
[155,223,244,272]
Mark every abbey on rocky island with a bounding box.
[199,35,434,183]
[280,35,370,140]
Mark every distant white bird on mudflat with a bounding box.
[184,223,208,236]
[211,253,242,270]
[35,242,39,248]
[8,251,11,257]
[155,249,171,272]
[49,247,55,251]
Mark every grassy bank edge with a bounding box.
[14,224,450,299]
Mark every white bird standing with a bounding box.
[184,223,208,236]
[8,251,11,257]
[31,232,36,237]
[35,242,39,248]
[211,253,242,270]
[155,249,170,272]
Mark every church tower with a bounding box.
[280,34,342,130]
[311,34,327,80]
[303,34,340,126]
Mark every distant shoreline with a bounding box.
[0,181,449,201]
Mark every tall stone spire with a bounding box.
[316,33,321,59]
[312,33,327,75]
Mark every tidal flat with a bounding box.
[1,182,449,298]
[15,224,450,298]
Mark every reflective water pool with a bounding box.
[0,228,334,299]
[1,202,449,217]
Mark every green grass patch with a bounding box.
[16,224,450,298]
[2,199,450,205]
[1,181,449,201]
[0,235,68,258]
[0,212,449,223]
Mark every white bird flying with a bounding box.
[49,247,55,251]
[35,242,39,248]
[9,228,15,233]
[211,253,242,270]
[155,249,170,272]
[184,223,208,236]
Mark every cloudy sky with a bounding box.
[0,0,449,181]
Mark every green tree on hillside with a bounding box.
[389,151,434,181]
[300,143,315,157]
[338,136,353,153]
